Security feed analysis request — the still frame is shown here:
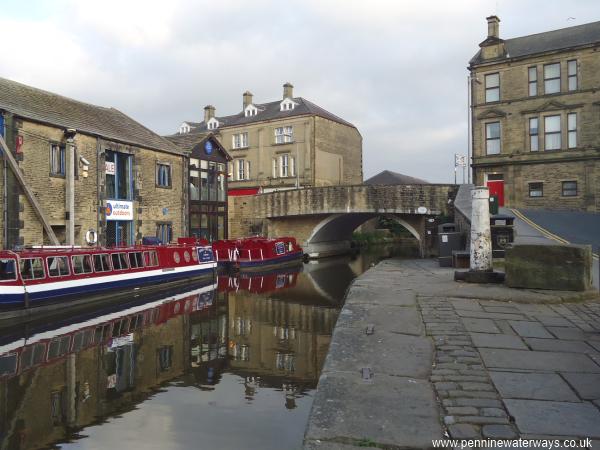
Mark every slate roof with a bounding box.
[470,20,600,66]
[0,76,182,155]
[364,170,429,185]
[164,130,211,150]
[177,97,356,134]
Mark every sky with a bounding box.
[0,0,598,183]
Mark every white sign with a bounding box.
[105,161,115,175]
[455,154,467,168]
[106,200,133,221]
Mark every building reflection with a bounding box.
[0,266,339,449]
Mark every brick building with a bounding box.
[170,83,363,195]
[469,17,600,211]
[0,77,187,249]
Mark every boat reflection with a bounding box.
[0,265,338,450]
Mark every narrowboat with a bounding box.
[0,239,216,309]
[212,237,303,271]
[218,266,301,294]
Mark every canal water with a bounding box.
[0,245,413,450]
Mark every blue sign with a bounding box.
[275,242,285,255]
[197,247,214,262]
[204,140,213,155]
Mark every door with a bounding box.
[486,174,504,207]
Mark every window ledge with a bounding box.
[156,184,173,189]
[231,146,250,150]
[273,141,294,146]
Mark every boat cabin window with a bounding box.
[111,253,129,271]
[20,343,46,370]
[47,336,71,359]
[144,250,159,267]
[94,324,111,343]
[20,258,45,280]
[128,252,144,269]
[0,258,17,281]
[48,256,70,277]
[287,241,294,252]
[93,254,112,272]
[72,255,93,275]
[0,353,18,376]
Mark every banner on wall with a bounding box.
[106,200,133,221]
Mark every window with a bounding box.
[237,159,246,180]
[156,163,171,188]
[544,115,561,150]
[280,154,289,177]
[290,156,296,177]
[485,122,500,155]
[156,223,172,244]
[245,105,258,117]
[568,113,577,148]
[207,118,219,130]
[528,67,537,96]
[144,251,159,267]
[93,254,111,272]
[111,253,129,271]
[529,182,543,198]
[0,258,17,281]
[275,126,293,144]
[47,256,69,277]
[272,158,278,178]
[50,144,65,176]
[20,343,46,370]
[20,258,45,280]
[485,73,500,103]
[280,99,296,111]
[72,255,93,274]
[529,118,539,151]
[568,60,577,91]
[544,63,560,94]
[128,252,144,269]
[562,181,578,197]
[232,132,248,149]
[105,151,132,200]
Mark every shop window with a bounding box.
[528,182,543,198]
[105,151,132,200]
[562,181,577,197]
[156,163,171,188]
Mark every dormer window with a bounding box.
[244,104,258,117]
[179,123,191,134]
[280,98,296,112]
[207,117,219,130]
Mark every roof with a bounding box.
[176,97,356,134]
[0,76,182,155]
[364,170,429,185]
[470,20,600,66]
[164,131,232,161]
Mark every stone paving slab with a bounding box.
[470,333,527,349]
[508,321,554,338]
[462,318,500,333]
[479,348,600,372]
[489,371,579,401]
[335,302,423,335]
[524,337,596,354]
[322,328,433,378]
[304,372,443,449]
[505,399,600,437]
[561,373,600,400]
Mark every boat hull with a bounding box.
[237,251,304,271]
[1,262,216,308]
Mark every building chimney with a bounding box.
[204,105,215,123]
[283,82,294,99]
[487,15,500,39]
[243,91,253,109]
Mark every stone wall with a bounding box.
[471,44,600,211]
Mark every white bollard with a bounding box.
[470,187,493,272]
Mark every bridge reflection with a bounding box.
[0,264,343,450]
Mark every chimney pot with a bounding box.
[283,82,294,99]
[486,15,500,39]
[204,105,215,123]
[243,91,253,109]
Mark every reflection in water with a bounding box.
[0,245,402,450]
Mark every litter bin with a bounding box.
[490,214,514,258]
[489,195,499,215]
[438,223,464,267]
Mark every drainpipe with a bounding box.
[1,113,6,248]
[65,129,77,245]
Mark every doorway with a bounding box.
[486,173,504,207]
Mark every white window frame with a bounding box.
[485,122,501,155]
[544,115,561,151]
[237,159,245,181]
[280,98,296,112]
[528,66,537,96]
[568,113,577,149]
[544,63,561,94]
[244,105,258,117]
[568,60,577,91]
[232,132,248,149]
[280,154,289,177]
[529,117,539,152]
[485,73,500,103]
[275,126,293,144]
[207,118,219,130]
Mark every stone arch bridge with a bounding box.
[229,184,458,258]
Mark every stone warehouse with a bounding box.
[0,76,187,249]
[171,82,363,195]
[470,17,600,211]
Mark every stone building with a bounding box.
[172,83,363,195]
[0,76,187,249]
[469,17,600,211]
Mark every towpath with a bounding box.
[303,259,600,449]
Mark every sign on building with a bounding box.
[106,200,133,221]
[105,161,116,175]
